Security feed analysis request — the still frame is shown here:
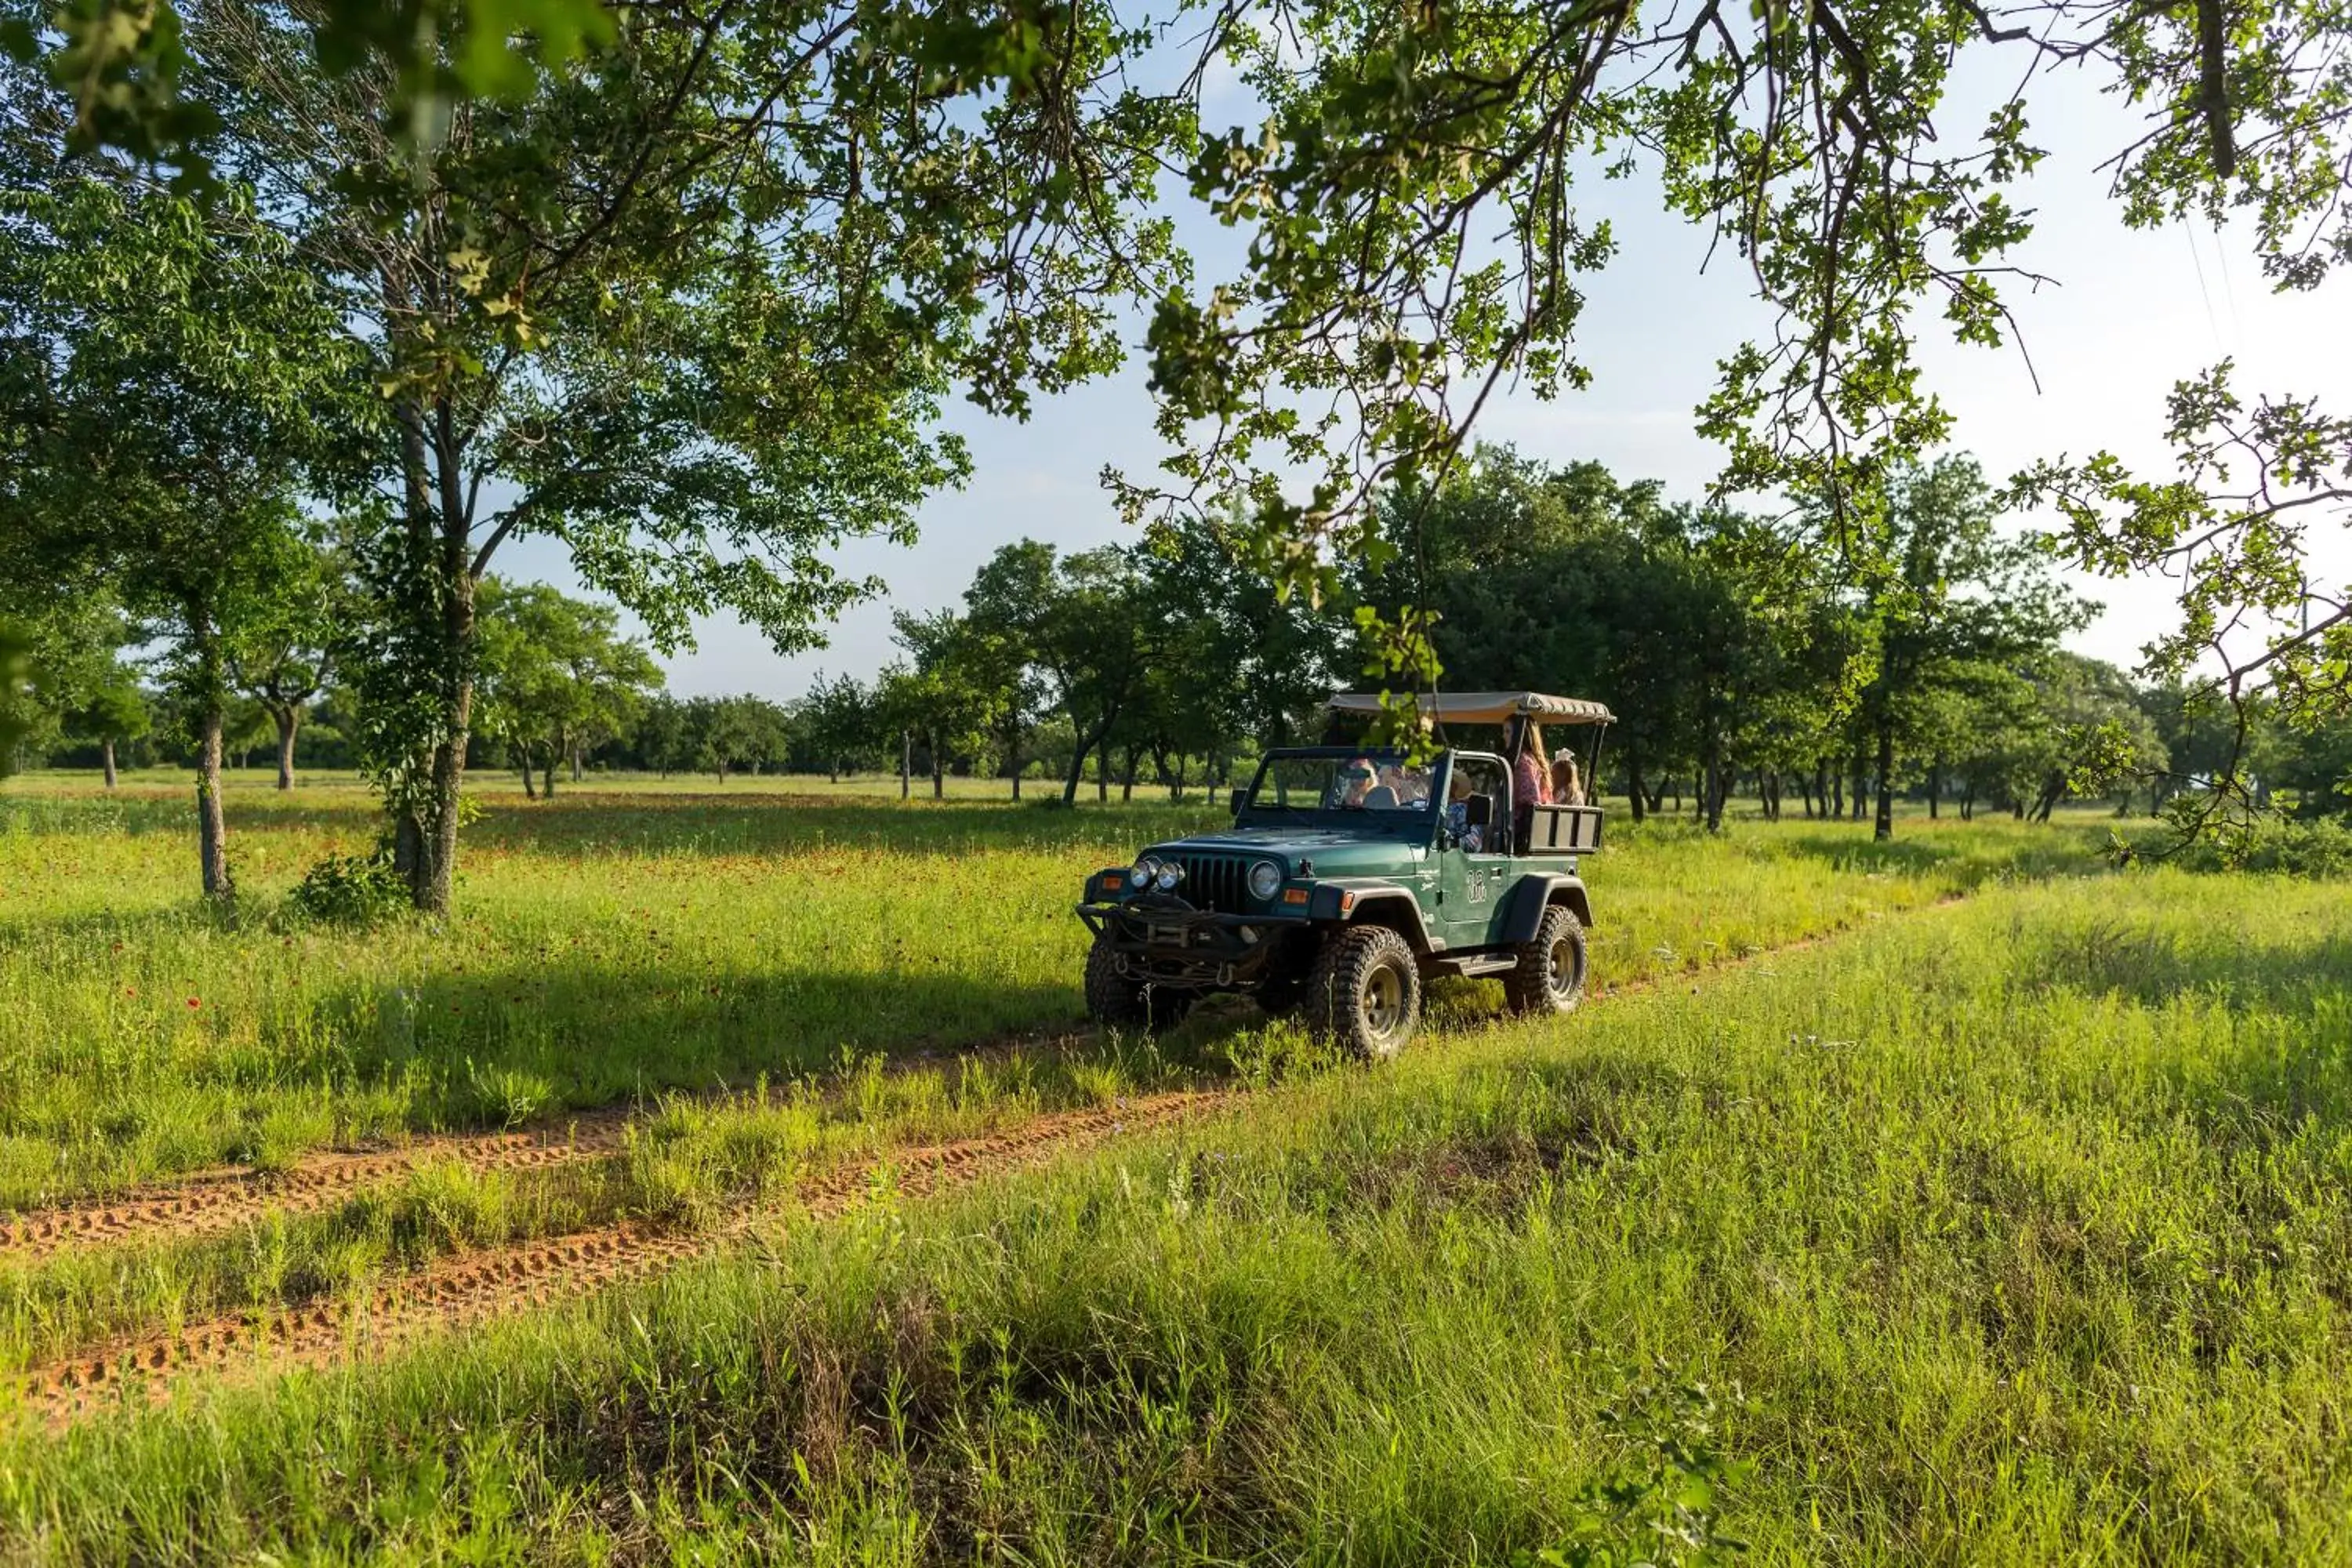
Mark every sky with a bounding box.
[500,59,2352,702]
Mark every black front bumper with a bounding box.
[1075,898,1312,989]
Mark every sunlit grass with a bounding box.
[9,871,2350,1562]
[0,779,2115,1207]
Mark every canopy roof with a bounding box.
[1326,691,1615,726]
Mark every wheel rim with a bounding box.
[1363,961,1406,1040]
[1548,936,1580,997]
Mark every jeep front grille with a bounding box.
[1169,853,1250,912]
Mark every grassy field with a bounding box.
[0,773,2101,1206]
[11,772,2343,1562]
[5,869,2349,1562]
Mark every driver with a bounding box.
[1334,757,1376,809]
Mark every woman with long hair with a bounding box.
[1509,719,1551,851]
[1550,749,1585,807]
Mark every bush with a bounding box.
[288,851,411,926]
[2158,814,2352,878]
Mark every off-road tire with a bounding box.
[1306,924,1421,1060]
[1084,938,1195,1032]
[1504,903,1588,1015]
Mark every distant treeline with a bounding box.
[13,448,2349,831]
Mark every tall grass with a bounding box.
[0,779,2107,1206]
[9,870,2348,1563]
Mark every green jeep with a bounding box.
[1076,691,1611,1058]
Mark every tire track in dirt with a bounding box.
[25,1092,1210,1425]
[0,893,1947,1260]
[0,897,1959,1266]
[13,895,1975,1424]
[0,1017,1101,1266]
[0,1109,642,1265]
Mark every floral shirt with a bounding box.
[1512,750,1551,810]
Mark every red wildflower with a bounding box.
[187,997,201,1009]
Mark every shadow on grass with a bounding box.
[0,785,1225,857]
[2013,916,2352,1017]
[459,793,1223,859]
[1758,821,2111,887]
[285,960,1264,1131]
[2003,915,2352,1145]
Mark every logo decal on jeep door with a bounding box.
[1468,869,1487,905]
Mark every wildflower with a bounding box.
[187,997,201,1009]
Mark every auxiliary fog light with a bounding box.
[1153,860,1185,892]
[1247,859,1283,902]
[1129,856,1160,889]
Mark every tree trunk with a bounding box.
[571,742,583,783]
[1625,758,1647,824]
[394,809,423,880]
[101,738,118,790]
[1873,725,1895,841]
[1120,743,1138,804]
[413,729,466,915]
[395,398,476,918]
[1927,763,1941,820]
[520,751,538,800]
[272,706,299,790]
[1062,713,1117,806]
[932,745,945,800]
[196,699,230,900]
[1009,735,1022,801]
[901,729,911,800]
[542,747,557,797]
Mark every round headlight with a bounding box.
[1247,860,1283,902]
[1153,861,1185,892]
[1128,856,1159,889]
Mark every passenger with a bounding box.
[1550,750,1585,807]
[1337,757,1375,808]
[1512,720,1552,808]
[1444,773,1483,851]
[1507,721,1551,854]
[1377,763,1428,805]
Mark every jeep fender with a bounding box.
[1306,880,1438,954]
[1499,873,1594,944]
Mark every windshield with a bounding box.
[1244,752,1436,816]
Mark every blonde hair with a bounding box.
[1550,753,1583,804]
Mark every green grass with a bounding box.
[0,776,2108,1207]
[8,869,2350,1563]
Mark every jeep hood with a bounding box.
[1145,826,1427,857]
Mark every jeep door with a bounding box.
[1436,753,1515,950]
